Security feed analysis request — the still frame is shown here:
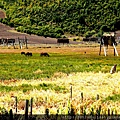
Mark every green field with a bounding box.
[0,53,120,80]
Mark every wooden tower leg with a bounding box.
[114,48,115,56]
[13,41,15,49]
[103,45,107,56]
[99,44,102,55]
[113,43,119,56]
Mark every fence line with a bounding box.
[0,36,28,49]
[1,86,120,120]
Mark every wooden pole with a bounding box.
[113,43,118,56]
[2,38,3,46]
[18,37,22,49]
[81,92,83,102]
[25,99,29,120]
[20,41,23,49]
[18,37,20,49]
[108,108,110,116]
[7,38,8,47]
[12,39,15,49]
[45,108,49,118]
[70,85,72,100]
[99,44,102,55]
[15,96,17,114]
[80,92,84,114]
[114,48,115,56]
[103,45,107,56]
[9,109,13,120]
[30,97,33,116]
[96,94,99,100]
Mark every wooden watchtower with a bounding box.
[99,32,118,56]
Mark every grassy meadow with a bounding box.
[0,46,120,114]
[0,50,120,80]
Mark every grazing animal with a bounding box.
[21,52,25,55]
[110,64,117,74]
[25,52,32,56]
[40,52,50,57]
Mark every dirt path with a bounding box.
[0,23,57,44]
[0,22,79,45]
[1,46,120,57]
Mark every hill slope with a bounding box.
[0,22,79,45]
[0,0,120,38]
[0,22,58,44]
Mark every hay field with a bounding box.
[0,72,120,114]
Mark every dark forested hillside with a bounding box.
[0,0,120,38]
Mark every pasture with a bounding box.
[0,46,120,115]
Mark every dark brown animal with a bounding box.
[25,52,32,56]
[21,52,25,55]
[40,52,49,57]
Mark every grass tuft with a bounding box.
[103,94,120,102]
[0,83,68,93]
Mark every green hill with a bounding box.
[0,0,120,38]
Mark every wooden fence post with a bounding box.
[96,105,101,119]
[25,99,29,120]
[45,108,49,119]
[81,92,83,102]
[30,97,33,116]
[12,39,15,49]
[108,108,110,116]
[15,96,17,114]
[96,94,99,100]
[18,37,22,49]
[114,48,115,56]
[70,85,72,100]
[9,109,13,120]
[69,85,73,115]
[80,92,84,114]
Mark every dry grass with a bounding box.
[0,72,120,114]
[0,45,120,55]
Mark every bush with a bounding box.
[15,26,25,33]
[55,33,61,38]
[2,18,8,24]
[8,22,14,27]
[25,29,32,35]
[100,25,110,32]
[55,27,64,35]
[84,30,96,38]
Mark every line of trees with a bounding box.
[0,0,120,38]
